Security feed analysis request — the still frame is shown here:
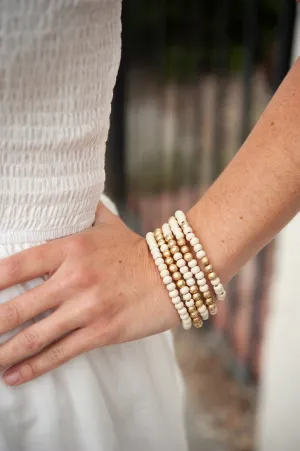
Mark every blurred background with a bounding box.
[106,1,299,450]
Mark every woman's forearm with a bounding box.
[188,58,300,283]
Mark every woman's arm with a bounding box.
[189,57,300,283]
[0,58,299,386]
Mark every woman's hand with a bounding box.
[0,204,179,386]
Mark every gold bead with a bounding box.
[205,297,214,306]
[172,272,181,281]
[184,252,193,262]
[208,304,218,315]
[163,250,171,258]
[193,318,203,328]
[181,245,189,254]
[195,300,203,308]
[154,228,162,236]
[188,306,197,314]
[157,239,165,247]
[169,264,178,273]
[203,291,212,299]
[208,272,217,281]
[168,240,177,248]
[165,235,173,243]
[176,279,186,288]
[201,256,209,266]
[165,257,174,265]
[190,285,198,294]
[205,264,213,273]
[190,311,200,319]
[177,238,186,247]
[193,293,201,301]
[170,246,180,255]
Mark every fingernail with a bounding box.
[4,371,21,386]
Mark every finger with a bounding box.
[0,307,76,369]
[0,279,60,335]
[3,327,92,385]
[0,242,64,289]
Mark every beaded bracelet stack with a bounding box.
[146,211,226,330]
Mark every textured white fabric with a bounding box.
[0,0,122,243]
[0,2,187,450]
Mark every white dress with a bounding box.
[0,1,187,450]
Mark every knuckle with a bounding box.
[67,235,89,256]
[22,329,42,353]
[72,266,95,289]
[47,346,66,365]
[21,362,36,381]
[2,303,21,326]
[5,258,22,280]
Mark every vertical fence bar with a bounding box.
[228,0,258,383]
[273,0,296,91]
[211,0,231,181]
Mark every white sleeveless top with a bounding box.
[0,0,122,243]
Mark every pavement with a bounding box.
[174,327,256,451]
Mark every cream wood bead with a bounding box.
[186,232,195,241]
[169,290,179,298]
[198,304,208,315]
[180,286,189,295]
[186,278,196,287]
[160,269,169,279]
[174,252,183,261]
[200,284,209,292]
[160,243,169,253]
[195,271,205,279]
[217,291,226,301]
[183,226,192,234]
[178,307,188,316]
[194,243,202,252]
[215,284,223,293]
[163,276,172,285]
[196,250,206,259]
[185,300,195,308]
[177,259,185,268]
[182,293,192,301]
[180,266,189,275]
[197,278,207,286]
[158,263,167,272]
[188,259,197,268]
[180,312,190,320]
[155,258,164,266]
[175,231,184,240]
[182,322,192,330]
[175,210,185,224]
[175,302,184,310]
[211,277,221,287]
[191,266,200,275]
[151,249,162,259]
[183,271,193,280]
[190,237,199,246]
[171,296,181,305]
[167,283,176,292]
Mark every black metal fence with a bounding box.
[106,0,296,384]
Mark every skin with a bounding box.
[0,58,300,387]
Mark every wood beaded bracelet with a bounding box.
[146,230,193,330]
[162,223,203,328]
[146,211,225,330]
[175,210,226,303]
